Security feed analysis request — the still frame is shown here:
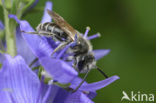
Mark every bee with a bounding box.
[64,30,108,92]
[47,10,109,92]
[23,9,77,55]
[26,10,108,92]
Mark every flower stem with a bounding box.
[3,8,17,57]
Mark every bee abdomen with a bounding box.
[37,22,56,32]
[36,22,68,41]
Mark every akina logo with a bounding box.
[121,91,155,102]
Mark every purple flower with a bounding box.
[16,27,39,67]
[0,54,74,103]
[0,54,49,103]
[0,54,119,103]
[6,1,120,102]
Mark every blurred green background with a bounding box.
[1,0,156,102]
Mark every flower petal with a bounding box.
[16,27,39,66]
[38,80,53,103]
[40,56,78,84]
[87,91,97,99]
[93,49,110,60]
[41,1,53,23]
[52,86,70,103]
[70,75,119,91]
[9,15,53,58]
[70,77,97,99]
[0,54,40,103]
[0,20,4,30]
[79,75,119,91]
[70,77,88,89]
[64,91,94,103]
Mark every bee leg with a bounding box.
[96,67,108,78]
[22,31,55,37]
[72,68,90,93]
[21,31,39,34]
[51,42,69,56]
[72,58,78,70]
[38,31,56,37]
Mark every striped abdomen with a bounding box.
[36,22,68,41]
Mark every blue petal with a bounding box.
[79,75,119,91]
[41,1,53,23]
[16,27,39,66]
[52,86,70,103]
[46,37,58,49]
[38,80,54,103]
[70,76,119,91]
[39,56,78,84]
[70,77,97,99]
[0,20,4,30]
[9,15,53,58]
[0,54,40,103]
[64,91,94,103]
[93,49,110,60]
[87,91,97,99]
[70,77,88,89]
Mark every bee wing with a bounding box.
[47,9,76,41]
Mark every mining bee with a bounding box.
[25,10,108,92]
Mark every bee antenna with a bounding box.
[96,67,108,78]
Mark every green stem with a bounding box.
[3,8,17,57]
[22,0,34,13]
